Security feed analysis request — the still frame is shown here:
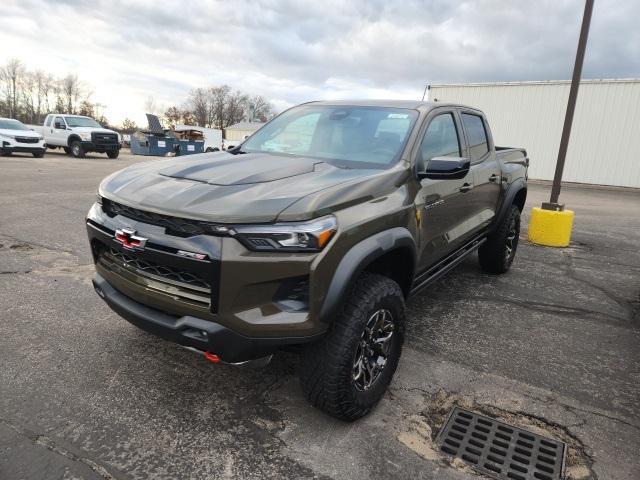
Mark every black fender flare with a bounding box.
[319,227,417,323]
[67,134,82,146]
[492,178,527,233]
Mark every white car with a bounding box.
[34,114,121,158]
[0,118,46,158]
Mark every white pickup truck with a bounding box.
[31,114,121,158]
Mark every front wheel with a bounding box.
[32,150,45,158]
[63,147,71,154]
[69,141,85,158]
[106,149,120,159]
[300,273,405,421]
[479,204,521,274]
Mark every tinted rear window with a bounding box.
[461,113,489,161]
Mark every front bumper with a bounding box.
[81,141,120,152]
[2,138,46,154]
[93,273,319,362]
[86,202,328,361]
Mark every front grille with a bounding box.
[437,407,566,480]
[102,199,211,237]
[91,132,118,145]
[15,136,39,144]
[108,248,210,290]
[98,246,211,308]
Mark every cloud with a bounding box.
[1,0,638,124]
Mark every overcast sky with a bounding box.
[2,0,638,124]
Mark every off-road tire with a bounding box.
[479,204,521,274]
[107,150,120,159]
[300,272,405,421]
[69,141,85,158]
[32,150,45,158]
[63,147,71,154]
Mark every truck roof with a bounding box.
[307,99,478,112]
[46,114,92,118]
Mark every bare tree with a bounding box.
[164,106,182,127]
[32,71,54,122]
[187,87,209,127]
[144,95,160,115]
[60,74,83,114]
[210,85,230,130]
[247,95,273,122]
[0,58,24,118]
[121,118,138,133]
[78,100,95,117]
[224,90,249,128]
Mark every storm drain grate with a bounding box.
[436,407,566,480]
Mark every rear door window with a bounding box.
[461,113,489,161]
[45,116,52,127]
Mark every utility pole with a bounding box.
[543,0,594,211]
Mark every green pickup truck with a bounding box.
[87,100,528,420]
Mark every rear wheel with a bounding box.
[300,273,405,421]
[479,204,521,274]
[69,141,85,158]
[106,149,120,159]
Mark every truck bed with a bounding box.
[496,146,526,159]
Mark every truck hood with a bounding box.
[71,126,117,135]
[99,152,384,223]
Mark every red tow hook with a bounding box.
[204,352,221,364]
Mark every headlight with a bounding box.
[0,133,15,139]
[232,216,337,252]
[79,132,92,141]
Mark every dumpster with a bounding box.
[176,139,205,155]
[129,114,175,156]
[170,129,206,156]
[130,131,175,156]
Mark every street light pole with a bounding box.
[544,0,595,210]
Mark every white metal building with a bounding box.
[428,79,640,188]
[224,121,265,141]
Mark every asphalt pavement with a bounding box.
[1,149,639,479]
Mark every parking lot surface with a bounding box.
[1,150,639,479]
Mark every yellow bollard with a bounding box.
[527,207,574,247]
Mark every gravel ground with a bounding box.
[1,149,639,479]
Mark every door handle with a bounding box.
[459,183,473,193]
[489,174,499,182]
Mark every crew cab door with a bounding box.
[414,109,474,271]
[459,111,502,235]
[50,116,68,146]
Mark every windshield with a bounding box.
[65,116,101,128]
[241,105,418,169]
[0,119,30,131]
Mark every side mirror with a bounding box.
[419,156,470,180]
[54,122,65,129]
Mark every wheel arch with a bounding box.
[67,134,82,146]
[492,179,527,233]
[319,227,417,323]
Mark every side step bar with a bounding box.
[409,235,487,297]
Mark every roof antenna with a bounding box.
[421,84,430,101]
